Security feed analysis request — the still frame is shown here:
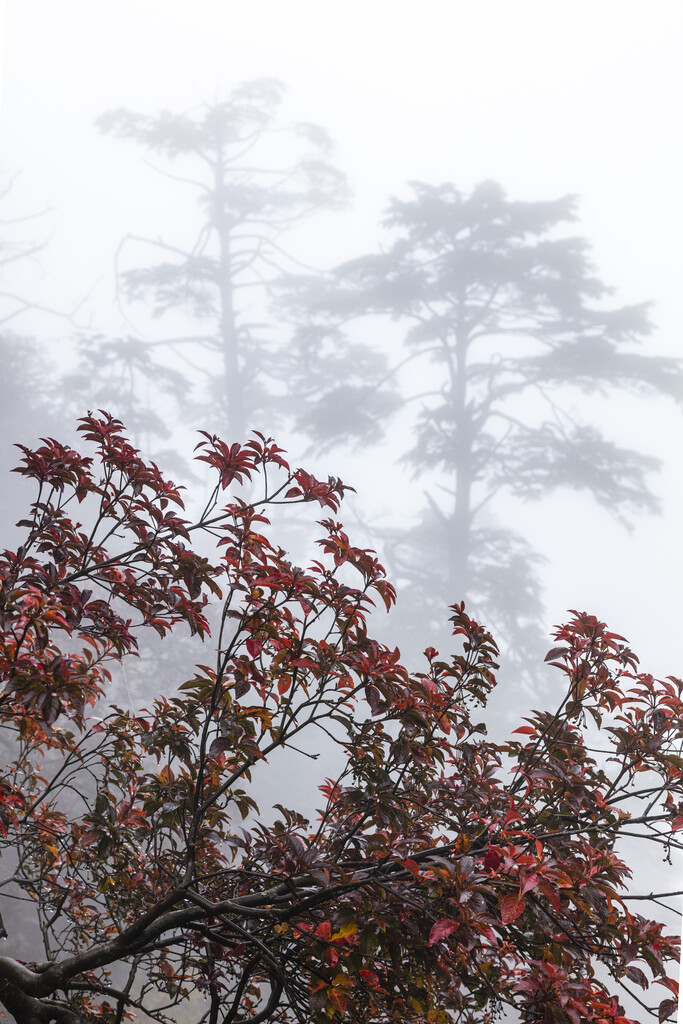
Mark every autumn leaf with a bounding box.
[484,848,502,872]
[403,857,421,878]
[328,988,347,1016]
[658,998,678,1022]
[625,966,649,989]
[538,878,561,913]
[359,970,380,988]
[520,872,539,895]
[4,416,682,1024]
[246,638,262,658]
[500,894,525,925]
[429,918,460,945]
[545,647,568,663]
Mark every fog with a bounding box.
[1,1,682,1018]
[3,1,683,665]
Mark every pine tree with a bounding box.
[287,180,683,669]
[97,79,348,441]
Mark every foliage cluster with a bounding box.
[0,415,680,1023]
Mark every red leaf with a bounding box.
[512,726,536,735]
[520,872,539,895]
[246,638,262,658]
[484,848,502,872]
[540,876,561,917]
[359,970,380,988]
[503,806,523,826]
[672,816,683,831]
[544,646,568,662]
[500,894,525,924]
[429,918,459,945]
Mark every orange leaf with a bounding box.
[328,989,347,1015]
[403,858,421,878]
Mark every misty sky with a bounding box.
[1,0,683,680]
[1,4,682,1008]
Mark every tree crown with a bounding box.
[0,414,680,1023]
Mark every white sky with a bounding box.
[1,3,682,1003]
[1,1,683,678]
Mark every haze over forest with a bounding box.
[1,3,682,1017]
[2,2,683,683]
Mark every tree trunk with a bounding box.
[217,246,245,441]
[450,468,472,602]
[449,324,473,602]
[213,156,246,442]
